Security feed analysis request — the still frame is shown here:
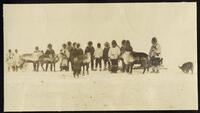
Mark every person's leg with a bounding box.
[36,62,39,71]
[46,63,49,71]
[95,58,98,70]
[115,59,119,73]
[60,62,63,71]
[86,63,89,74]
[103,59,107,70]
[50,63,53,71]
[122,60,125,72]
[108,60,111,70]
[67,59,69,69]
[71,60,74,71]
[110,59,113,72]
[155,58,160,73]
[33,63,36,71]
[99,59,102,71]
[91,57,94,70]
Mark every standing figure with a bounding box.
[108,40,120,73]
[67,41,73,70]
[45,43,55,71]
[76,43,84,57]
[6,49,14,72]
[94,43,103,71]
[72,43,84,77]
[103,42,110,71]
[33,46,42,71]
[124,40,133,73]
[13,49,22,72]
[70,42,77,71]
[120,40,127,72]
[85,41,95,71]
[60,44,70,71]
[149,37,161,73]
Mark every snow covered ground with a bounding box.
[4,65,198,111]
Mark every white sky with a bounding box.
[3,3,197,68]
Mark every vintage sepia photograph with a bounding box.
[3,3,198,111]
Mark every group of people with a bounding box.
[6,49,22,72]
[6,37,161,73]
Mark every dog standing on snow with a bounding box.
[179,62,194,74]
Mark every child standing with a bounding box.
[94,43,103,71]
[103,42,110,71]
[6,49,14,72]
[13,49,22,72]
[149,37,161,73]
[120,40,127,72]
[108,40,120,73]
[60,44,70,71]
[85,41,95,70]
[124,40,133,73]
[67,41,73,70]
[45,43,55,71]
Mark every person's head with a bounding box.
[121,40,126,46]
[151,37,157,45]
[97,43,101,48]
[88,41,93,47]
[8,49,11,53]
[47,43,52,49]
[73,42,77,47]
[35,46,39,50]
[104,42,110,48]
[111,40,117,47]
[62,43,67,48]
[15,49,18,53]
[77,43,80,48]
[126,40,131,46]
[67,41,72,46]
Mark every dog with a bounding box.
[120,51,150,74]
[179,62,193,74]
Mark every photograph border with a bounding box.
[0,0,199,113]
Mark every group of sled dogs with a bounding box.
[7,50,194,78]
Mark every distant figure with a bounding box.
[33,46,42,71]
[76,43,84,57]
[70,42,77,71]
[13,49,22,72]
[108,40,120,73]
[149,37,161,73]
[179,62,193,74]
[45,43,55,71]
[73,57,82,78]
[103,42,110,70]
[120,40,127,72]
[6,49,14,72]
[60,44,70,71]
[72,43,83,77]
[94,43,103,71]
[124,40,133,73]
[85,41,95,71]
[67,41,73,70]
